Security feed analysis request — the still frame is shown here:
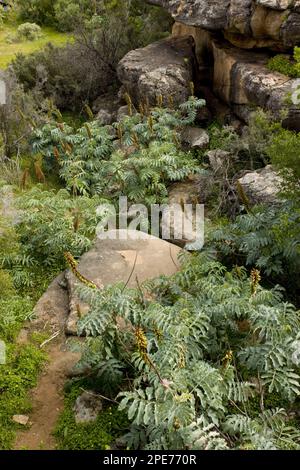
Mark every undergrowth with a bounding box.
[0,341,46,449]
[54,379,129,450]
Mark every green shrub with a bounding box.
[16,186,110,264]
[16,22,43,41]
[54,0,94,32]
[267,128,300,198]
[208,202,300,298]
[31,97,205,203]
[16,0,56,26]
[12,1,171,111]
[73,252,300,450]
[268,54,298,78]
[267,47,300,78]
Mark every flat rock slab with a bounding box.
[66,230,182,335]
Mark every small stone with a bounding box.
[96,109,114,126]
[13,415,30,426]
[117,105,132,121]
[74,391,103,424]
[206,149,231,174]
[182,127,210,149]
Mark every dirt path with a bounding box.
[13,274,80,450]
[14,344,79,450]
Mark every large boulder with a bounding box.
[237,165,283,205]
[0,185,20,225]
[65,230,182,335]
[149,0,300,50]
[117,36,195,106]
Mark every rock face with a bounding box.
[117,36,195,106]
[171,23,299,128]
[211,40,298,126]
[0,185,20,225]
[31,273,69,334]
[66,230,182,335]
[148,0,300,49]
[237,165,283,205]
[115,2,299,130]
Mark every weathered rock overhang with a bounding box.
[148,0,300,51]
[172,22,299,130]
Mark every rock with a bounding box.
[182,127,210,149]
[149,0,229,30]
[16,329,29,345]
[206,150,231,174]
[211,39,297,125]
[0,185,20,225]
[150,0,300,49]
[117,105,132,121]
[13,415,30,426]
[0,339,6,365]
[65,230,182,335]
[237,165,283,205]
[161,178,204,249]
[74,391,103,424]
[31,273,69,334]
[283,107,300,132]
[171,22,298,129]
[117,36,195,107]
[0,70,6,105]
[97,109,114,126]
[112,436,127,450]
[93,93,119,125]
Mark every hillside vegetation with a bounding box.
[0,0,299,452]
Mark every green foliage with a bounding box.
[75,252,300,450]
[54,380,129,450]
[208,110,283,169]
[54,0,94,32]
[208,202,300,296]
[32,97,205,203]
[268,48,300,78]
[0,71,46,161]
[11,1,171,111]
[0,289,33,341]
[267,128,300,198]
[16,22,43,41]
[16,0,56,26]
[0,342,46,449]
[32,121,114,195]
[15,186,110,264]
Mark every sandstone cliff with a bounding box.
[148,0,300,50]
